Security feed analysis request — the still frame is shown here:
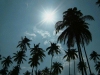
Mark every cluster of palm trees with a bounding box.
[0,2,100,74]
[0,37,63,75]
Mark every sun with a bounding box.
[43,11,55,23]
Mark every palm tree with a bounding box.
[29,43,45,75]
[9,65,21,75]
[77,61,87,74]
[1,55,13,68]
[17,36,31,51]
[95,61,100,74]
[0,67,8,75]
[63,49,71,75]
[13,51,27,66]
[90,51,100,63]
[30,43,45,62]
[55,7,94,75]
[23,70,31,75]
[46,42,61,75]
[41,67,50,75]
[52,62,63,75]
[96,0,100,6]
[70,49,78,75]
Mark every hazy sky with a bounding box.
[0,0,100,75]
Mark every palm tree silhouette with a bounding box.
[70,49,78,75]
[90,51,100,63]
[77,61,87,74]
[63,49,72,75]
[13,50,27,67]
[41,67,50,75]
[23,70,31,75]
[52,62,63,75]
[0,67,8,75]
[17,36,31,51]
[29,43,45,75]
[55,7,94,75]
[95,61,100,75]
[9,65,21,75]
[1,55,13,69]
[46,42,61,75]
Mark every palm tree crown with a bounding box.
[1,55,13,68]
[17,36,31,51]
[90,51,100,63]
[13,51,27,65]
[52,62,63,75]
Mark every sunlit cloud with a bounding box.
[25,31,36,37]
[33,26,51,38]
[44,40,49,45]
[53,30,63,36]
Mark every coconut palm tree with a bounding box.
[0,67,8,75]
[77,61,87,74]
[9,65,21,75]
[29,55,40,75]
[29,43,45,75]
[1,55,13,69]
[90,51,100,63]
[46,42,61,75]
[13,51,27,66]
[23,70,31,75]
[30,43,45,62]
[17,36,31,51]
[96,0,100,6]
[63,49,71,75]
[95,61,100,74]
[52,62,63,75]
[70,49,78,75]
[41,67,50,75]
[55,7,94,75]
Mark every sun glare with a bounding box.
[43,11,55,23]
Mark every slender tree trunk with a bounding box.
[69,61,70,75]
[32,67,33,75]
[83,46,92,74]
[74,60,75,75]
[50,56,53,75]
[77,43,84,75]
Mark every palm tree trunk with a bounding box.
[76,43,84,75]
[69,61,70,75]
[50,56,53,75]
[74,60,75,75]
[83,46,92,74]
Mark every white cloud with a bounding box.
[21,66,31,70]
[33,26,51,38]
[44,40,49,45]
[25,31,36,37]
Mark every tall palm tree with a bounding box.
[17,36,31,51]
[77,61,87,74]
[9,65,21,75]
[13,51,27,66]
[90,51,100,63]
[55,7,94,75]
[52,62,63,75]
[46,42,61,75]
[0,67,8,75]
[29,43,45,75]
[23,70,31,75]
[41,67,50,75]
[63,49,71,75]
[95,61,100,74]
[30,43,45,62]
[1,55,13,69]
[70,49,78,75]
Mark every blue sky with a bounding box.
[0,0,100,75]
